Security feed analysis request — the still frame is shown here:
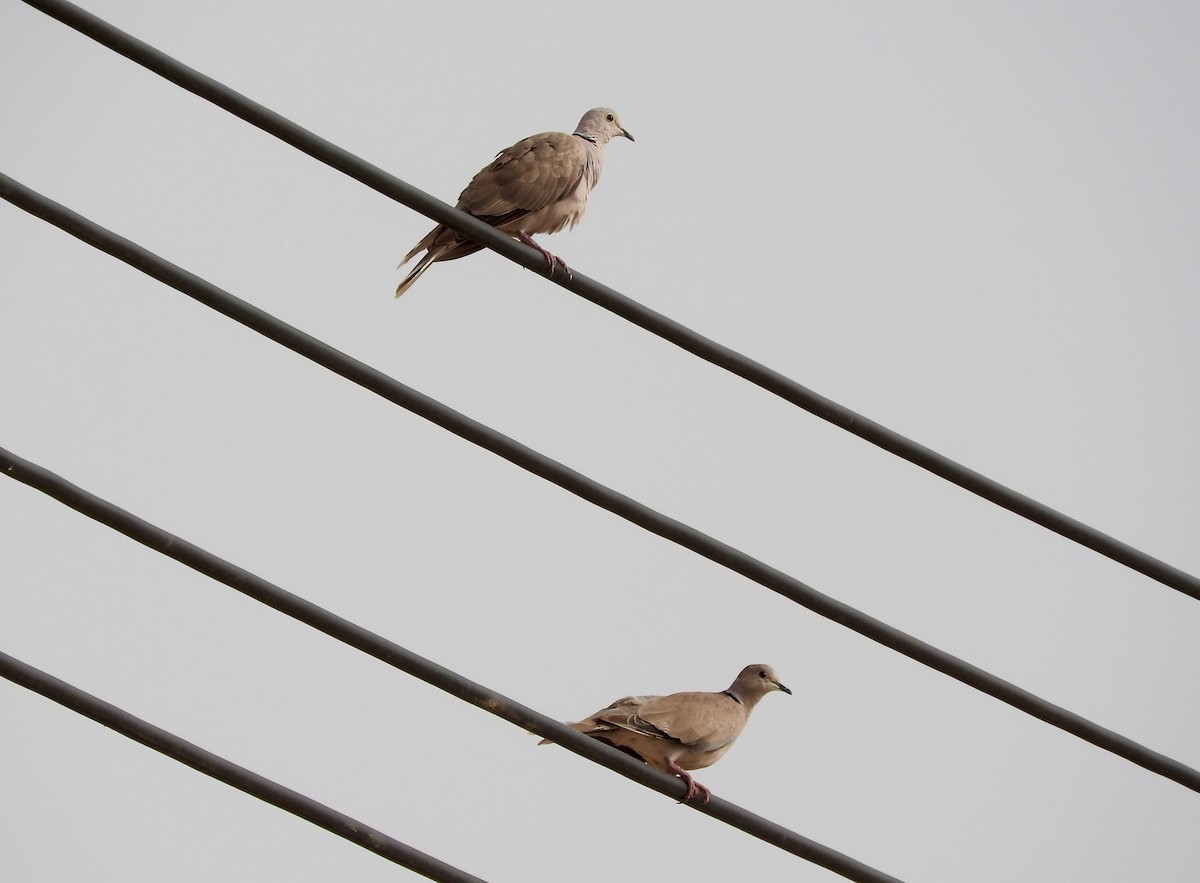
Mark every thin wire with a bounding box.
[0,651,488,883]
[18,0,1199,602]
[0,450,904,883]
[2,181,1198,798]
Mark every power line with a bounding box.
[9,4,1194,880]
[18,0,1200,602]
[2,180,1197,798]
[0,650,488,883]
[0,448,904,883]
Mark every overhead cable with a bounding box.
[0,449,904,883]
[19,0,1200,602]
[1,182,1196,798]
[0,650,488,883]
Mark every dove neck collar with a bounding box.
[573,133,598,144]
[721,690,744,705]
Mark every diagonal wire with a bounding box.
[0,449,905,883]
[17,0,1200,602]
[0,651,489,883]
[2,177,1197,798]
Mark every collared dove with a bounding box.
[541,664,791,804]
[395,107,633,297]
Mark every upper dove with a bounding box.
[395,107,633,297]
[541,664,791,804]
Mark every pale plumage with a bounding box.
[541,664,791,803]
[395,107,633,297]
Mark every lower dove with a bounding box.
[541,664,790,804]
[395,107,634,297]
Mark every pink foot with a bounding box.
[517,232,572,280]
[667,759,712,804]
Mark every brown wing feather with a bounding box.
[635,692,745,751]
[399,132,587,270]
[457,132,587,222]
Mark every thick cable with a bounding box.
[0,651,487,883]
[1,180,1197,796]
[18,0,1200,601]
[0,450,903,883]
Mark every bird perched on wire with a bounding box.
[540,664,791,804]
[395,107,633,297]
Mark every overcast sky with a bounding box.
[3,2,1199,881]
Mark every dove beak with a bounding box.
[776,681,792,695]
[621,128,635,142]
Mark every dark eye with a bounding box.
[758,670,767,678]
[606,114,614,121]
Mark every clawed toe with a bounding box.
[518,232,571,280]
[668,759,712,805]
[548,255,572,280]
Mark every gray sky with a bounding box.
[3,2,1199,881]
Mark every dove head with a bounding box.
[575,107,634,144]
[727,664,791,708]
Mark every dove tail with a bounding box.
[394,249,439,298]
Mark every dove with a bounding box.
[395,107,633,297]
[541,664,790,804]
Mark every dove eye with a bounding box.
[606,113,614,121]
[758,671,767,678]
